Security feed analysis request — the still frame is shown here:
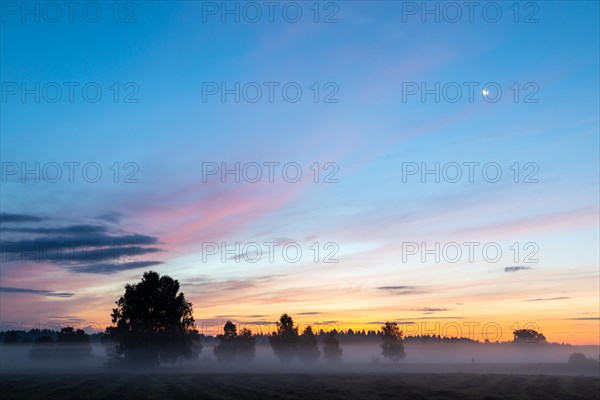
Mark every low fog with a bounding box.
[1,342,598,376]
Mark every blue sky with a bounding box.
[1,1,598,343]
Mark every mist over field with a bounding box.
[2,342,599,376]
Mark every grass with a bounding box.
[1,373,599,400]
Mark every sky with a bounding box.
[0,1,598,345]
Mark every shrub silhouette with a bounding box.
[108,271,198,366]
[380,322,405,362]
[512,329,547,344]
[322,330,342,363]
[298,325,320,364]
[269,313,299,363]
[568,352,598,365]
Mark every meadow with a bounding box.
[2,372,599,400]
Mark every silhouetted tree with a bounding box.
[57,327,90,344]
[568,352,598,365]
[214,322,256,363]
[237,328,256,362]
[512,329,547,344]
[298,325,320,364]
[57,326,92,358]
[34,336,54,344]
[214,321,238,364]
[108,271,198,366]
[189,329,204,360]
[3,330,20,344]
[29,335,55,359]
[269,313,299,363]
[322,330,342,363]
[380,322,405,362]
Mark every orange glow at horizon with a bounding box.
[6,306,596,346]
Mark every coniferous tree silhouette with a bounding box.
[322,330,342,363]
[298,325,320,364]
[236,328,256,362]
[269,313,299,363]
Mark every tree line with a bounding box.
[1,271,553,366]
[103,271,406,366]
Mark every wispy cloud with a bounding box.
[456,206,598,238]
[505,266,533,273]
[0,213,44,224]
[526,297,570,302]
[96,212,123,224]
[1,214,164,275]
[0,287,74,297]
[378,286,416,290]
[377,286,422,295]
[183,275,286,292]
[236,321,276,326]
[69,261,164,274]
[1,224,109,235]
[228,251,265,262]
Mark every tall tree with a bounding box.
[269,313,299,363]
[108,271,197,366]
[214,322,256,364]
[298,325,320,364]
[214,321,238,364]
[236,328,256,362]
[322,330,342,363]
[380,322,405,362]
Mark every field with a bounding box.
[2,373,599,400]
